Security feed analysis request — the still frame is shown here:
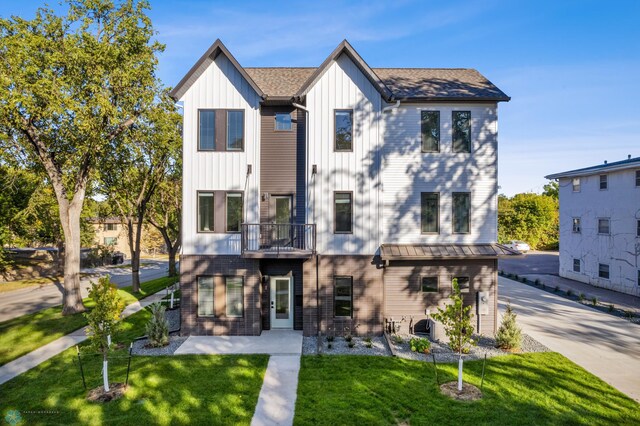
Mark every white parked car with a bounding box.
[505,240,530,253]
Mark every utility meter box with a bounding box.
[477,291,489,316]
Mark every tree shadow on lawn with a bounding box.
[295,353,639,426]
[0,307,269,425]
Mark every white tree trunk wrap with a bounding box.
[458,357,463,391]
[170,291,174,309]
[103,360,110,392]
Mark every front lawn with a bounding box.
[0,276,178,366]
[0,302,268,425]
[295,354,640,425]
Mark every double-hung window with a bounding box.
[572,217,581,233]
[226,277,244,317]
[198,192,215,232]
[452,111,471,153]
[198,110,216,150]
[598,264,610,279]
[226,193,243,233]
[598,218,610,235]
[334,276,353,317]
[334,110,353,151]
[421,192,439,233]
[334,192,353,233]
[573,259,580,272]
[227,110,244,151]
[197,276,215,317]
[599,175,608,190]
[421,111,440,152]
[452,192,471,234]
[636,170,640,187]
[572,178,581,192]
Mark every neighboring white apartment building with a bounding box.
[171,39,515,337]
[546,156,640,296]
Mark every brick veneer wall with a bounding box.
[302,255,384,337]
[180,255,262,336]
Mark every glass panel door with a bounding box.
[274,196,292,240]
[275,279,290,319]
[270,276,294,328]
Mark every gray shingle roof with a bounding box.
[243,67,509,101]
[545,156,640,179]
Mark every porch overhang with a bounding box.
[379,243,521,261]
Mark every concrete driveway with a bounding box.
[499,276,640,402]
[0,260,170,322]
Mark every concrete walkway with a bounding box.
[499,276,640,402]
[0,291,167,386]
[174,330,303,426]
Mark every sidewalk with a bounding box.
[519,273,640,315]
[0,291,166,386]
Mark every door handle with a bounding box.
[271,301,274,309]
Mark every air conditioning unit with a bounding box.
[428,318,447,343]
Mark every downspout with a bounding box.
[382,100,400,113]
[293,102,320,337]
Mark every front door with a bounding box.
[270,276,294,329]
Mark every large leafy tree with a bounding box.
[498,193,559,250]
[101,91,181,290]
[0,0,163,313]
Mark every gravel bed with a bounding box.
[303,336,391,356]
[390,333,549,363]
[131,308,185,356]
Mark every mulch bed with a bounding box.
[440,381,482,401]
[86,383,128,403]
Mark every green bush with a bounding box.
[146,303,169,347]
[591,297,598,306]
[496,303,522,350]
[409,337,431,353]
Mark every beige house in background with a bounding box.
[88,217,165,256]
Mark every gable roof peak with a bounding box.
[169,38,264,101]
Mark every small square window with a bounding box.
[104,223,117,231]
[598,218,610,235]
[572,218,581,233]
[455,277,470,293]
[598,264,609,279]
[573,259,580,272]
[599,175,608,190]
[421,276,438,292]
[104,237,117,246]
[275,113,292,131]
[572,178,581,192]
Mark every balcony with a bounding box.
[241,223,316,258]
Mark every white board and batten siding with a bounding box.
[180,54,261,255]
[306,54,383,255]
[381,104,499,244]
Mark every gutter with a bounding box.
[382,100,400,113]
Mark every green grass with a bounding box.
[0,273,93,293]
[0,307,268,426]
[0,276,178,366]
[295,354,640,425]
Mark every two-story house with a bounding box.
[546,156,640,297]
[170,39,513,337]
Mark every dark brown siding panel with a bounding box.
[383,259,497,335]
[259,260,304,331]
[260,106,298,222]
[295,108,306,223]
[180,255,261,336]
[302,255,384,337]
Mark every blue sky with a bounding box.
[4,0,640,195]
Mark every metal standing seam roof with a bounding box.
[545,156,640,179]
[171,39,510,102]
[379,243,520,260]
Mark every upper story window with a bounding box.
[103,223,117,231]
[421,111,440,152]
[226,193,243,233]
[452,192,471,234]
[636,170,640,187]
[275,113,292,131]
[334,110,353,151]
[452,111,471,153]
[198,192,215,232]
[599,174,608,190]
[572,217,581,233]
[198,109,216,150]
[597,218,610,235]
[572,178,581,192]
[421,192,439,234]
[227,110,244,151]
[334,192,353,233]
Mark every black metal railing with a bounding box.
[241,223,316,256]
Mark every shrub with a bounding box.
[554,286,560,293]
[521,277,527,283]
[347,341,355,349]
[625,310,635,320]
[326,336,334,342]
[541,284,546,290]
[579,293,586,302]
[432,279,476,354]
[343,327,352,342]
[393,335,404,345]
[327,343,332,349]
[495,303,522,350]
[514,274,519,280]
[409,337,431,354]
[567,289,574,297]
[591,297,598,307]
[608,304,615,313]
[534,279,540,285]
[146,302,169,347]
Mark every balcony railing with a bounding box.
[241,223,316,258]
